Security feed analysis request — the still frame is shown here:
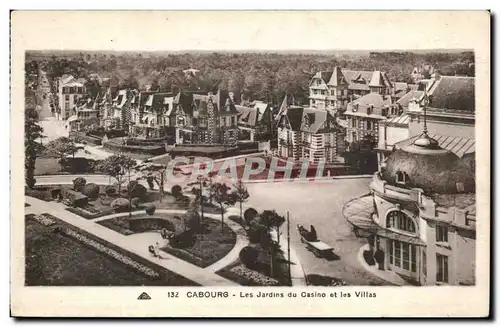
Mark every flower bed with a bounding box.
[98,213,236,268]
[25,187,54,202]
[25,215,198,286]
[66,206,115,220]
[61,228,159,278]
[217,261,279,286]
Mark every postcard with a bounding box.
[11,10,490,317]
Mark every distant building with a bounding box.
[309,67,393,113]
[67,97,100,132]
[276,102,343,164]
[344,132,476,286]
[411,65,435,83]
[343,93,393,144]
[129,91,179,139]
[57,74,86,120]
[175,89,239,146]
[235,101,273,141]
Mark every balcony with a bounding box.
[309,93,327,100]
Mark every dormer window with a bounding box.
[367,105,373,115]
[353,104,359,112]
[396,170,408,184]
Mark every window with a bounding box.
[352,118,357,128]
[166,104,170,111]
[367,106,373,115]
[436,225,448,243]
[388,240,417,272]
[367,121,372,130]
[396,170,407,184]
[436,254,449,283]
[386,211,416,234]
[192,118,198,126]
[353,104,359,112]
[351,132,357,142]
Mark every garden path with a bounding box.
[25,196,240,286]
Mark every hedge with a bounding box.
[66,206,115,220]
[69,131,102,145]
[102,138,166,156]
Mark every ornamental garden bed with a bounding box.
[216,246,291,286]
[25,213,198,286]
[161,218,236,268]
[98,213,236,268]
[218,215,291,286]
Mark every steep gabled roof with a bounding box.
[285,106,305,132]
[427,76,475,112]
[327,66,349,87]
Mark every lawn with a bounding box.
[25,214,198,286]
[161,218,236,268]
[98,213,236,268]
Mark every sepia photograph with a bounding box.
[11,10,491,317]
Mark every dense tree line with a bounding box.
[28,51,475,106]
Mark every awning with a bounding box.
[342,195,425,246]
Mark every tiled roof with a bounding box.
[427,76,475,112]
[397,90,424,108]
[285,106,304,131]
[394,133,475,158]
[384,114,411,126]
[301,107,330,134]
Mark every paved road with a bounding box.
[244,178,390,286]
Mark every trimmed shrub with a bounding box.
[111,198,130,213]
[239,246,260,268]
[244,208,259,225]
[82,183,100,199]
[145,204,156,215]
[131,197,141,208]
[61,187,89,207]
[171,185,182,198]
[72,177,87,192]
[247,223,268,244]
[183,210,201,232]
[127,181,147,200]
[104,185,117,196]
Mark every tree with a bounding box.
[210,182,237,233]
[24,107,44,189]
[72,177,87,192]
[171,185,182,198]
[260,210,285,244]
[135,162,168,201]
[99,154,137,193]
[259,210,285,278]
[244,207,259,225]
[233,179,250,222]
[45,137,80,171]
[343,134,378,174]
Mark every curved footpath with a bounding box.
[25,194,307,286]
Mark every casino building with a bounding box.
[343,125,476,285]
